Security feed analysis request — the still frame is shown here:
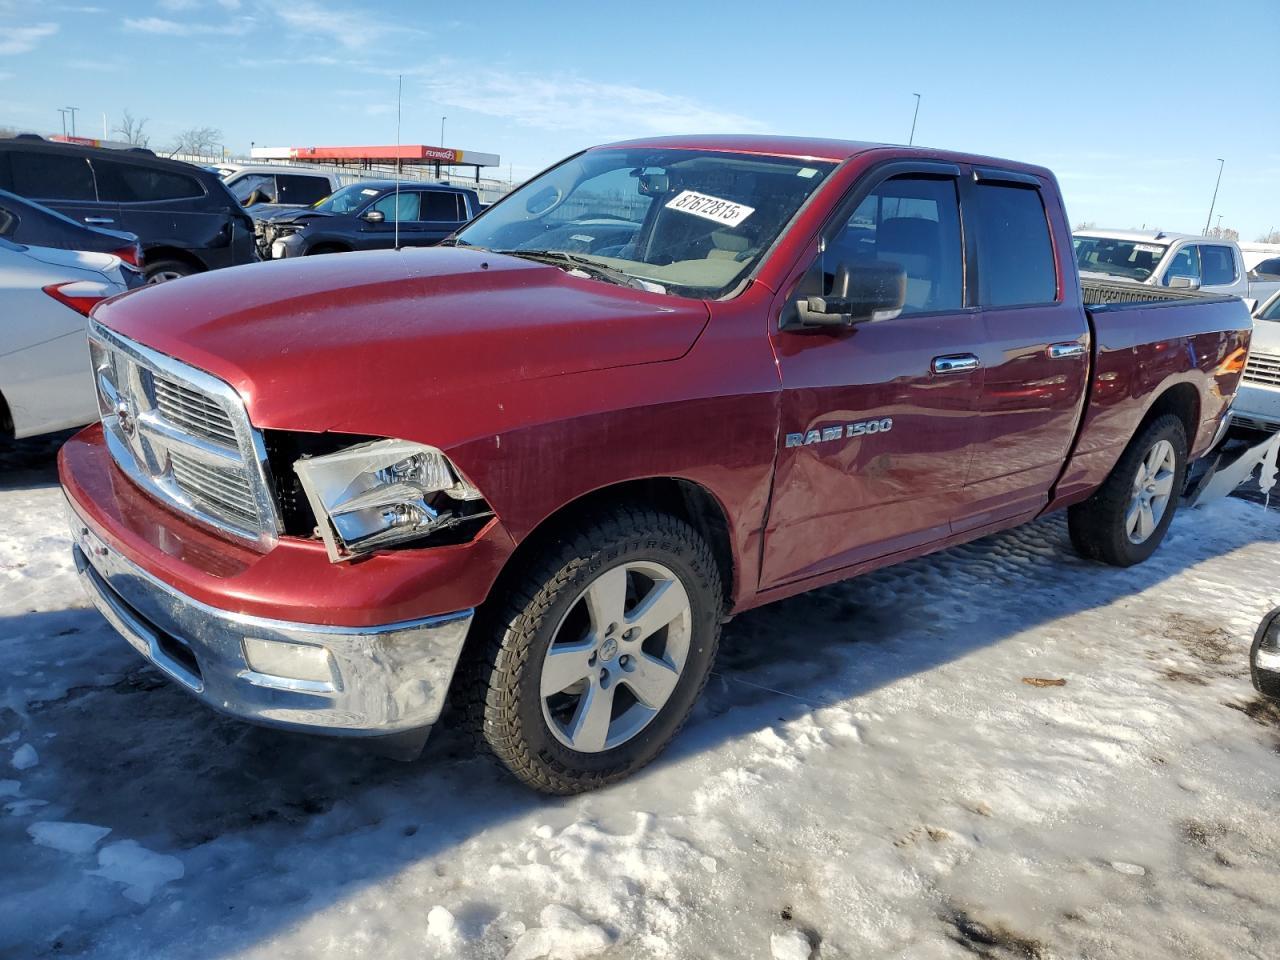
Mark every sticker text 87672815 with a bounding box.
[664,190,755,227]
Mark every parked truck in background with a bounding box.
[1231,290,1280,435]
[1074,229,1280,309]
[61,136,1252,794]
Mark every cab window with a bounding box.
[1199,245,1237,286]
[817,175,965,315]
[369,191,421,221]
[1162,246,1201,286]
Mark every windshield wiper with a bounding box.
[494,249,660,291]
[439,237,484,249]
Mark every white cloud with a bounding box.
[0,22,58,55]
[264,0,407,50]
[413,65,764,139]
[122,16,250,36]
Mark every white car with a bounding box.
[1074,230,1280,310]
[1,238,132,439]
[1233,291,1280,435]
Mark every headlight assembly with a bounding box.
[293,439,489,562]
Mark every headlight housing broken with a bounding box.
[293,439,490,562]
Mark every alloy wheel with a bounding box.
[1126,438,1176,543]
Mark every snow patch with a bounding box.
[28,821,112,855]
[505,904,613,960]
[771,929,813,960]
[10,743,38,770]
[89,840,184,904]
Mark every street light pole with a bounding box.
[908,93,921,146]
[65,106,79,137]
[440,116,447,148]
[57,108,68,136]
[1203,158,1224,236]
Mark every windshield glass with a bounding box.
[312,183,379,214]
[1260,295,1280,322]
[453,148,836,299]
[1073,235,1167,281]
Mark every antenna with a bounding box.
[394,74,402,250]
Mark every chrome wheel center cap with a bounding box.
[599,637,619,662]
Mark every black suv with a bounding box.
[261,180,478,259]
[0,136,257,283]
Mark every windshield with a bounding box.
[1260,295,1280,322]
[452,148,836,299]
[1073,235,1167,281]
[312,183,380,214]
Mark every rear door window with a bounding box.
[422,190,463,221]
[1162,246,1201,286]
[1199,245,1237,285]
[276,174,331,206]
[94,160,205,202]
[973,182,1057,306]
[9,152,97,201]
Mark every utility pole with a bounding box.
[64,106,79,137]
[1203,158,1224,236]
[57,108,68,136]
[440,116,447,147]
[908,93,921,146]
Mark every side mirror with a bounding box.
[1251,606,1280,700]
[1168,275,1201,290]
[795,261,907,327]
[362,209,385,224]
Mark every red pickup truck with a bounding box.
[61,136,1251,793]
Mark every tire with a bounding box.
[1068,413,1188,567]
[462,506,722,794]
[143,259,195,284]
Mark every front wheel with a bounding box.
[1068,413,1188,567]
[464,508,722,794]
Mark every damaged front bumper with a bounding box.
[68,499,473,754]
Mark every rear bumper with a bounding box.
[69,500,473,738]
[1232,382,1280,432]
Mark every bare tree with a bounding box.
[1073,220,1097,231]
[0,126,18,139]
[1258,228,1280,244]
[170,126,223,158]
[1206,225,1240,241]
[112,109,150,147]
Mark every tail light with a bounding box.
[111,244,144,268]
[42,281,112,317]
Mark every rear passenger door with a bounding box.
[5,149,118,228]
[91,158,211,256]
[953,170,1090,531]
[414,190,468,245]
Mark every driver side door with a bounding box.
[762,163,986,588]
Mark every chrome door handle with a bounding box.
[84,217,115,225]
[931,354,980,374]
[1048,342,1085,359]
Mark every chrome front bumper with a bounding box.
[69,508,473,742]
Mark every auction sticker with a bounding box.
[665,190,754,227]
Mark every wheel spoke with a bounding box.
[1149,472,1175,498]
[1125,499,1142,536]
[624,653,681,709]
[1137,501,1156,540]
[583,565,628,633]
[565,681,614,752]
[626,578,689,643]
[540,640,595,697]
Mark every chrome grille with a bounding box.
[153,376,239,446]
[1243,351,1280,387]
[88,321,280,549]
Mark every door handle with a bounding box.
[1048,342,1085,359]
[84,217,115,225]
[931,354,980,375]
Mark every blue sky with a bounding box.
[1,0,1277,239]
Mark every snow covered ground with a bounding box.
[4,438,1280,960]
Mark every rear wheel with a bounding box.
[464,507,722,794]
[143,259,195,284]
[1069,414,1188,566]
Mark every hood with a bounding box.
[249,203,310,223]
[93,247,710,437]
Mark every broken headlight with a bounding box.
[293,439,488,562]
